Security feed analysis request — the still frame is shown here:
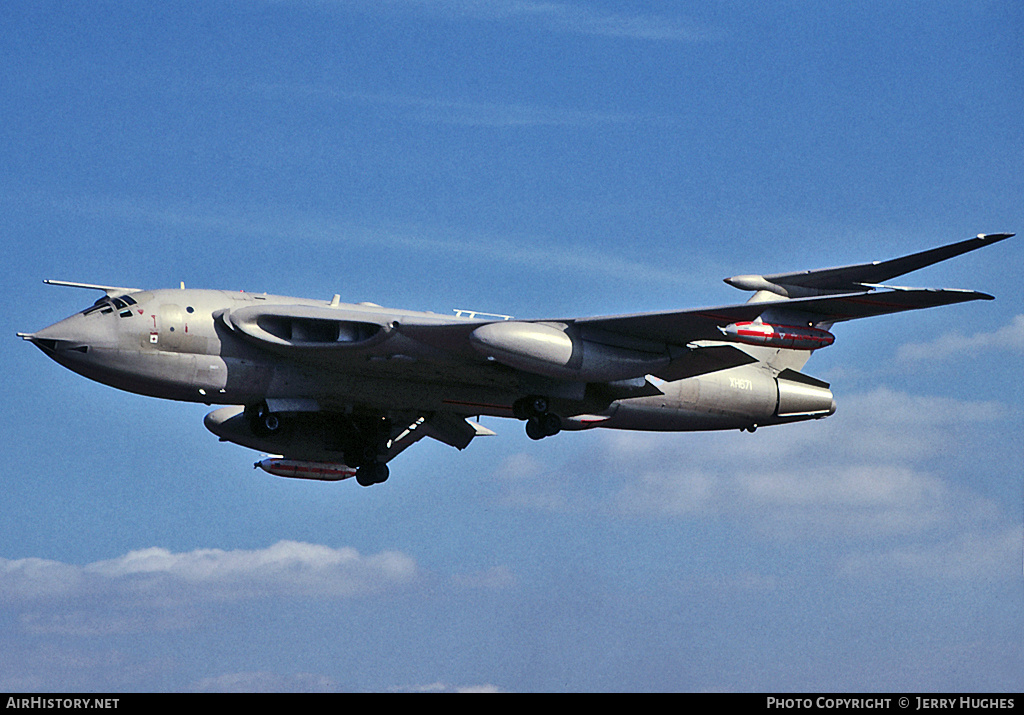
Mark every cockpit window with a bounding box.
[82,293,139,317]
[82,298,114,316]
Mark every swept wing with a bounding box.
[723,233,1012,297]
[224,235,1009,385]
[572,285,993,346]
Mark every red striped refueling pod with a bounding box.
[720,321,835,350]
[255,457,356,481]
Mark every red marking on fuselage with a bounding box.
[442,399,511,412]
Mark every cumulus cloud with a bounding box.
[493,387,1019,580]
[897,314,1024,361]
[86,540,418,599]
[2,540,417,602]
[0,541,419,635]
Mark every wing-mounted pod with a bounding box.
[469,321,671,382]
[719,319,835,350]
[255,457,356,482]
[221,304,393,351]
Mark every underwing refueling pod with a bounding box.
[20,232,1011,487]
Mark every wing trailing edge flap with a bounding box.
[652,344,759,381]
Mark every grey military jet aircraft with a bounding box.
[20,233,1011,487]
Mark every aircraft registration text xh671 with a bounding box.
[20,233,1011,487]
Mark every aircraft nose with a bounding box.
[20,313,107,358]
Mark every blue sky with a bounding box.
[2,1,1022,692]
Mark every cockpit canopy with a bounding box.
[82,293,139,318]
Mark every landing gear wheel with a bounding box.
[517,394,561,440]
[529,395,549,416]
[513,395,549,421]
[356,462,390,487]
[512,399,530,421]
[263,413,281,432]
[541,412,561,437]
[526,413,562,440]
[246,402,284,436]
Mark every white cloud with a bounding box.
[390,681,505,693]
[897,314,1024,361]
[591,388,1004,531]
[83,540,418,599]
[0,541,419,635]
[494,388,1019,580]
[839,526,1023,581]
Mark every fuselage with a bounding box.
[23,287,836,439]
[21,233,1010,481]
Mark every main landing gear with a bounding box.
[346,416,392,487]
[512,395,562,440]
[246,402,286,437]
[355,461,389,487]
[244,402,391,487]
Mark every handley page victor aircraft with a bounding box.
[20,233,1012,486]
